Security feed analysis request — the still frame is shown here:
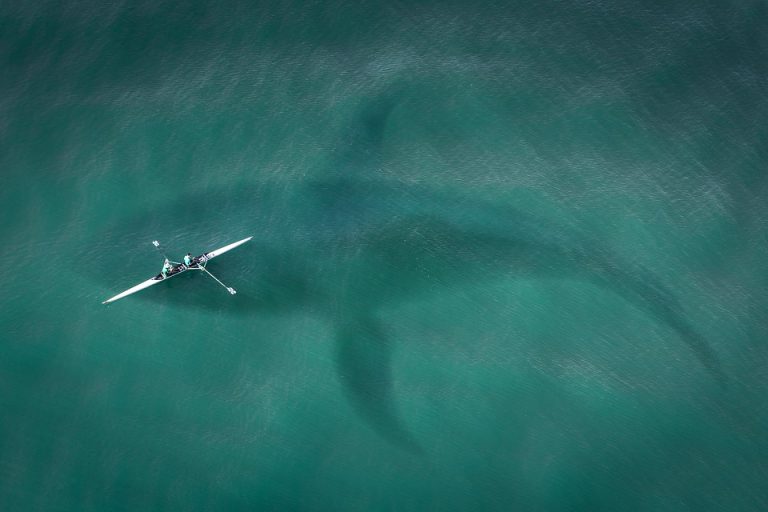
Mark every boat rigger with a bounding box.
[102,236,252,304]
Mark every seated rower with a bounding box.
[162,260,173,278]
[183,253,193,266]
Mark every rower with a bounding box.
[162,260,172,278]
[183,253,193,266]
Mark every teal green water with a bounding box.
[2,1,767,510]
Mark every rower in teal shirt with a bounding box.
[183,253,193,266]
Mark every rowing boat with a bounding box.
[102,236,252,304]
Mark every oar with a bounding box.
[152,240,180,265]
[198,265,237,295]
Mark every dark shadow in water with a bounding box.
[593,264,727,385]
[357,215,727,386]
[87,89,725,450]
[88,179,726,450]
[335,314,422,453]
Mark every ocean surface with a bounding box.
[1,1,767,510]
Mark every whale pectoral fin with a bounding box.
[335,316,421,453]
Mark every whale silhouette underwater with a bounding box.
[92,174,725,451]
[91,96,724,450]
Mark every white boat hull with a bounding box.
[102,236,252,304]
[204,236,253,260]
[102,278,162,304]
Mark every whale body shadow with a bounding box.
[90,88,725,450]
[91,180,725,451]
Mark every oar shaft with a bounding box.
[198,266,236,295]
[152,240,170,262]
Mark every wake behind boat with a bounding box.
[102,236,252,304]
